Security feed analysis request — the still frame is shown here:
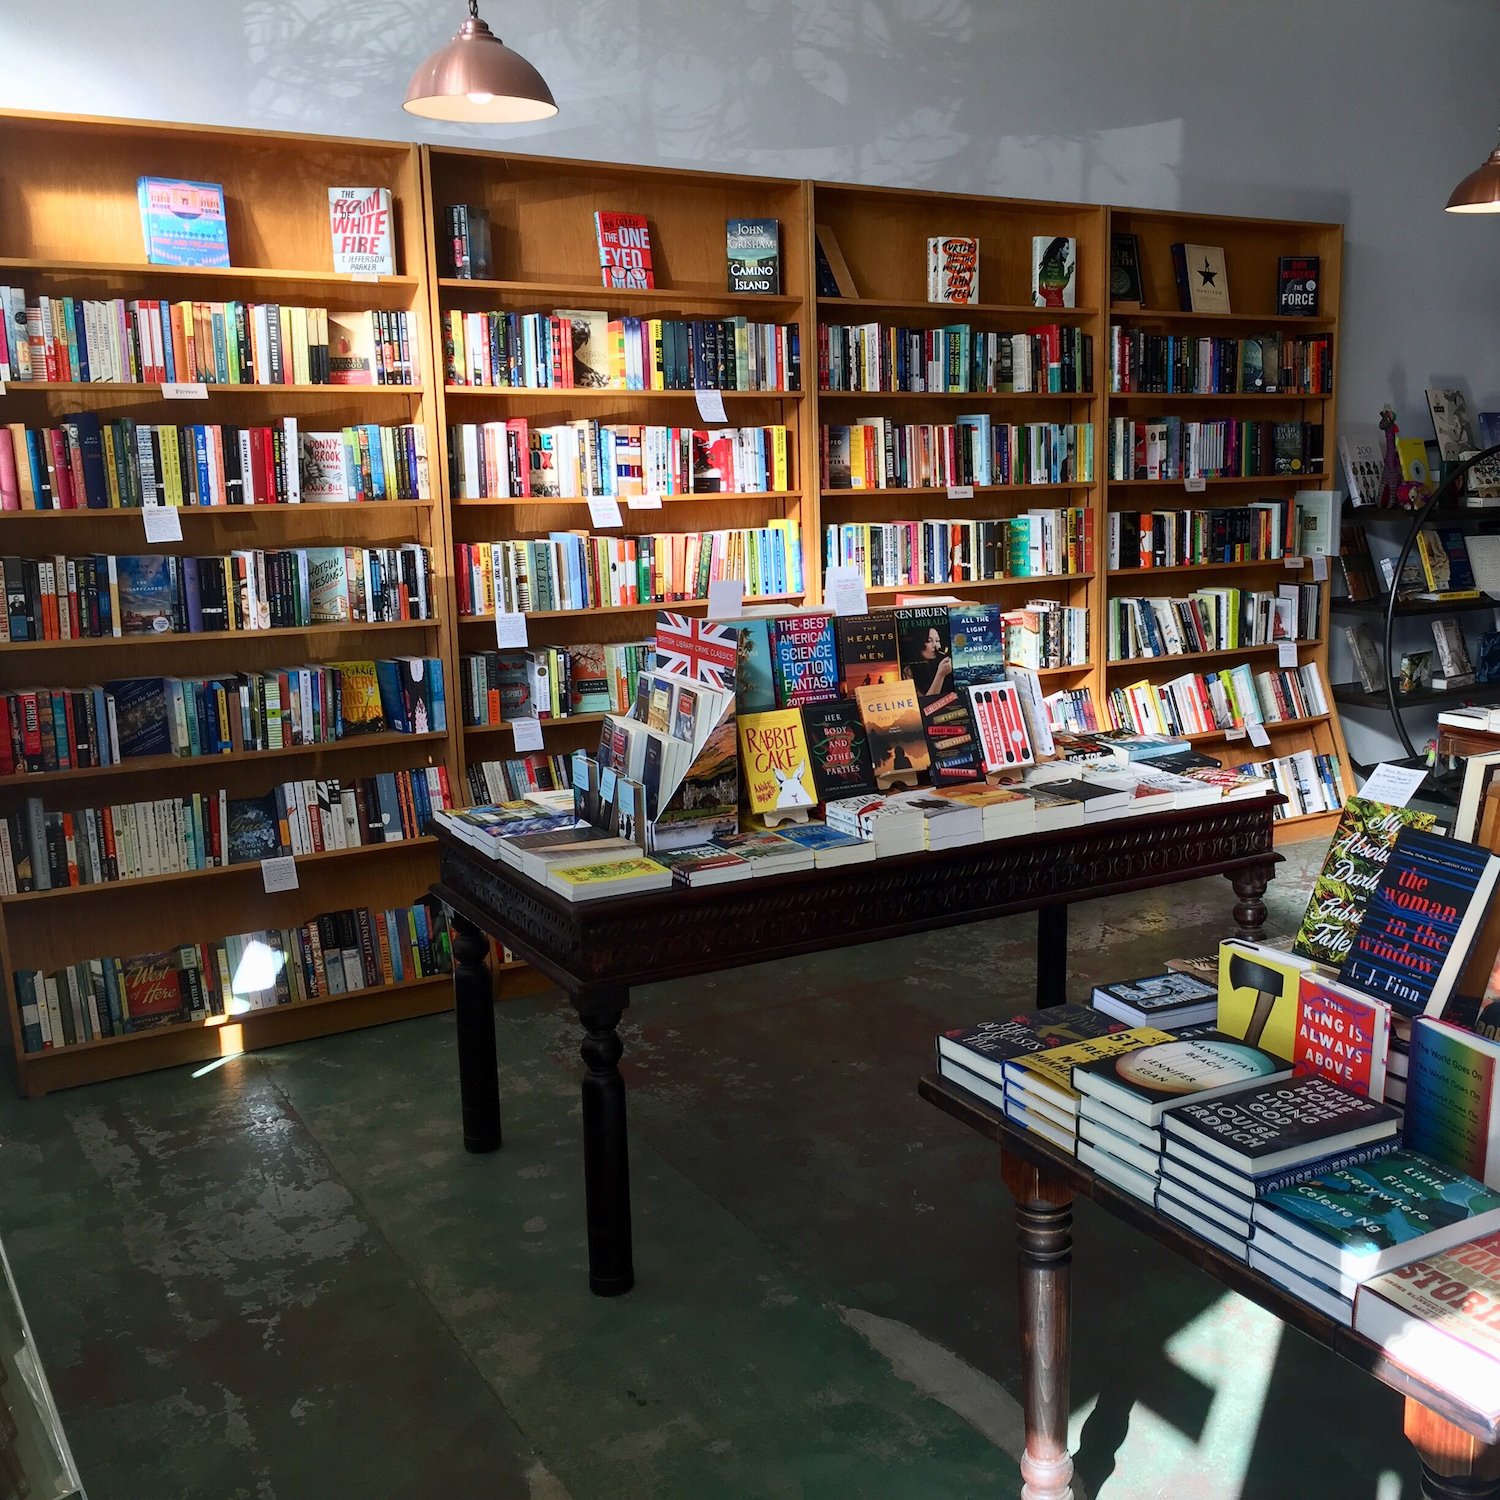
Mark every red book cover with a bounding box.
[594,212,655,290]
[121,950,188,1029]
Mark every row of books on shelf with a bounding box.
[1,544,434,641]
[0,289,416,386]
[1106,418,1325,481]
[815,322,1093,394]
[464,756,572,807]
[822,418,1093,489]
[1345,617,1500,696]
[448,420,792,501]
[1106,497,1310,570]
[442,309,800,392]
[1105,585,1319,661]
[0,416,430,511]
[0,762,450,894]
[456,524,806,614]
[1107,328,1333,395]
[1244,749,1344,819]
[459,641,654,725]
[1105,661,1331,737]
[13,899,453,1053]
[0,657,445,776]
[823,509,1093,587]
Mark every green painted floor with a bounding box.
[0,842,1425,1499]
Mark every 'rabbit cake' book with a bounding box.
[737,708,817,817]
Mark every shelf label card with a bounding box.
[1247,722,1271,748]
[627,492,664,510]
[495,610,529,648]
[1358,762,1428,808]
[261,856,299,893]
[706,578,744,619]
[1184,476,1207,493]
[143,505,183,544]
[351,272,381,283]
[587,496,624,528]
[1284,555,1305,570]
[1278,641,1298,669]
[0,380,7,397]
[511,716,544,752]
[946,484,975,500]
[1312,554,1328,582]
[695,388,728,424]
[1225,727,1247,742]
[825,564,868,616]
[162,381,208,400]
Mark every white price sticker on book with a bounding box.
[695,389,729,424]
[627,493,664,510]
[161,381,207,400]
[1312,554,1328,582]
[261,856,299,893]
[1278,641,1298,669]
[946,484,975,500]
[511,717,544,752]
[495,611,528,648]
[587,496,624,528]
[706,578,744,618]
[824,565,867,616]
[1247,722,1271,748]
[143,505,183,543]
[1184,476,1207,493]
[1357,762,1428,808]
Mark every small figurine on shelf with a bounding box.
[1378,406,1430,509]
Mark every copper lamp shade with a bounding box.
[1447,133,1500,213]
[403,5,557,124]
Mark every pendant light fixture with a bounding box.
[403,2,557,124]
[1446,129,1500,213]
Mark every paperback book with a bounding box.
[1276,256,1320,316]
[918,691,983,787]
[835,614,900,697]
[1074,1034,1294,1127]
[1171,242,1230,314]
[328,187,395,276]
[771,612,840,707]
[800,699,877,802]
[1031,236,1076,308]
[1090,971,1218,1029]
[726,218,781,295]
[595,211,655,290]
[927,236,979,304]
[737,708,817,818]
[855,681,928,791]
[137,177,230,267]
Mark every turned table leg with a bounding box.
[1405,1399,1500,1500]
[1036,905,1068,1009]
[1228,863,1273,942]
[1002,1154,1075,1500]
[577,987,634,1297]
[450,912,501,1154]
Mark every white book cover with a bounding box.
[329,187,395,276]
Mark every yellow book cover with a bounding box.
[771,426,789,492]
[332,659,384,734]
[1415,528,1450,593]
[1216,939,1317,1058]
[553,857,669,888]
[739,708,817,814]
[856,680,928,789]
[1006,1027,1175,1100]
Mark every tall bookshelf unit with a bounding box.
[422,147,815,793]
[1101,208,1352,842]
[0,110,1354,1094]
[0,113,458,1094]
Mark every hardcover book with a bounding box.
[328,310,378,386]
[106,677,172,758]
[854,681,929,790]
[927,236,979,304]
[328,187,395,277]
[1003,1026,1175,1110]
[1110,232,1144,307]
[967,682,1035,772]
[137,177,230,267]
[1163,1073,1402,1176]
[115,556,175,635]
[1090,971,1218,1029]
[1340,828,1500,1017]
[226,791,286,863]
[948,604,1006,689]
[594,211,655,290]
[1398,650,1433,694]
[737,708,817,816]
[299,431,352,501]
[444,204,492,279]
[1343,624,1385,694]
[815,223,858,298]
[1254,1150,1500,1277]
[800,699,877,802]
[1405,1018,1500,1188]
[1171,242,1230,314]
[1292,797,1438,968]
[1427,387,1479,465]
[1031,236,1076,308]
[919,691,983,787]
[894,606,953,696]
[727,618,777,713]
[835,613,900,697]
[937,1004,1131,1088]
[1276,256,1320,317]
[1074,1034,1294,1127]
[1217,939,1318,1062]
[726,218,781,294]
[120,949,190,1029]
[771,612,840,707]
[1293,974,1391,1100]
[1432,618,1476,686]
[1353,1230,1500,1420]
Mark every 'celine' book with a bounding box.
[1353,1231,1500,1421]
[1253,1150,1500,1278]
[1339,828,1500,1017]
[1073,1035,1293,1127]
[855,682,928,790]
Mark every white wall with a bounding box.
[5,0,1499,764]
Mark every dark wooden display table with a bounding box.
[432,793,1283,1296]
[919,1072,1500,1500]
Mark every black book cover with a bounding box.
[801,698,877,801]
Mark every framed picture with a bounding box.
[1110,232,1144,308]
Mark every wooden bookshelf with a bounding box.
[0,111,466,1094]
[1103,206,1351,843]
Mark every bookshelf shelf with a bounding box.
[865,573,1092,597]
[818,389,1086,402]
[462,714,610,736]
[1332,595,1500,617]
[2,836,438,905]
[457,595,803,625]
[0,501,436,520]
[1107,390,1332,403]
[437,277,801,309]
[0,256,421,295]
[451,491,799,507]
[1108,558,1303,576]
[821,483,1090,499]
[443,386,801,402]
[1112,308,1337,329]
[1106,638,1320,670]
[0,382,425,398]
[1107,474,1333,489]
[7,619,438,651]
[1332,679,1482,710]
[1192,714,1328,744]
[817,296,1100,319]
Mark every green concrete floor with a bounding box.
[0,841,1426,1499]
